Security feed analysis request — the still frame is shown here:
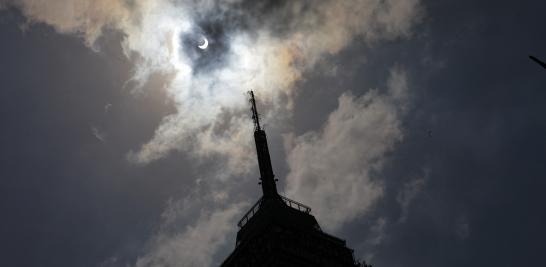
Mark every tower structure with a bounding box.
[220,91,370,267]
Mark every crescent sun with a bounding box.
[198,36,208,49]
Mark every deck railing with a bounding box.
[280,195,311,214]
[237,195,312,228]
[237,197,264,228]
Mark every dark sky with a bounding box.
[1,0,546,266]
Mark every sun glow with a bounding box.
[123,7,304,164]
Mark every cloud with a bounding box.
[284,67,409,230]
[3,1,423,265]
[368,217,388,246]
[2,0,133,46]
[134,193,247,267]
[359,217,388,262]
[4,0,422,168]
[126,0,422,167]
[104,103,112,113]
[91,125,107,142]
[397,174,427,223]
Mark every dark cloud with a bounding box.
[181,21,231,73]
[332,1,546,266]
[2,0,546,267]
[190,0,300,34]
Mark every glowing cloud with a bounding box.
[3,0,421,170]
[284,67,409,230]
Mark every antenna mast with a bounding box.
[248,90,278,198]
[249,91,261,131]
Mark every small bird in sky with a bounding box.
[529,55,546,69]
[427,129,432,138]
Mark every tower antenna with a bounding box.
[249,91,261,131]
[247,90,278,198]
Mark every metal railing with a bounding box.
[237,195,312,228]
[237,197,264,228]
[280,195,311,214]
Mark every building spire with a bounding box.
[248,91,278,198]
[249,91,261,131]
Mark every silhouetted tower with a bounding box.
[220,91,371,267]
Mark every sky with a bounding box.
[1,0,546,266]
